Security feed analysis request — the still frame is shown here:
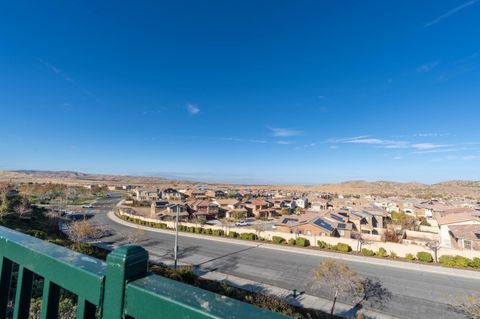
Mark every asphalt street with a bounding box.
[89,195,479,319]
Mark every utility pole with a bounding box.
[174,206,179,269]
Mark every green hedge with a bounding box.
[272,236,286,244]
[288,238,296,245]
[376,247,388,257]
[240,233,257,241]
[439,255,480,269]
[296,237,310,247]
[333,243,351,252]
[361,248,375,256]
[406,253,415,261]
[229,231,239,238]
[416,251,433,263]
[317,240,329,249]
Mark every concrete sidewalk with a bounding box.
[108,210,480,280]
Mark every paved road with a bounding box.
[90,195,478,319]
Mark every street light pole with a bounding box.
[174,206,179,269]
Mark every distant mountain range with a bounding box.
[1,170,479,198]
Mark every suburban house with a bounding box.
[434,210,480,248]
[186,199,220,220]
[244,199,273,217]
[294,198,309,209]
[160,188,185,201]
[310,200,328,212]
[150,201,189,221]
[275,216,339,237]
[448,224,480,250]
[134,187,159,202]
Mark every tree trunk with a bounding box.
[330,290,338,318]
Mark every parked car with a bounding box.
[235,220,249,227]
[82,204,94,208]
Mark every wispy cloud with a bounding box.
[416,60,440,73]
[424,0,479,27]
[219,137,292,145]
[269,127,303,137]
[411,143,451,150]
[186,103,200,115]
[37,58,99,101]
[333,136,409,149]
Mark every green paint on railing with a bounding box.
[0,226,289,319]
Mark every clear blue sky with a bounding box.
[1,1,480,184]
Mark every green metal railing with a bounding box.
[0,226,288,318]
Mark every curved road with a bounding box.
[91,195,478,319]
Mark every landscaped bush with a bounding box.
[288,238,296,245]
[240,233,257,241]
[405,253,415,261]
[202,228,213,235]
[389,251,397,259]
[317,240,329,249]
[272,236,286,244]
[361,248,375,256]
[195,227,203,234]
[228,231,239,238]
[439,255,473,268]
[295,237,310,247]
[470,257,480,269]
[212,229,224,236]
[416,251,433,263]
[376,247,388,257]
[333,243,351,252]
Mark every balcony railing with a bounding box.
[0,226,288,318]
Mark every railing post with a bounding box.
[101,245,148,319]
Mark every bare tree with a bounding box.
[426,240,441,263]
[253,223,266,238]
[455,293,480,319]
[14,197,31,219]
[312,258,361,317]
[68,219,98,242]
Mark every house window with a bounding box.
[464,240,472,250]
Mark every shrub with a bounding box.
[202,228,213,235]
[317,240,329,249]
[240,233,257,240]
[416,251,433,263]
[272,236,286,244]
[439,255,456,267]
[195,227,203,234]
[333,243,351,252]
[376,247,389,257]
[361,248,375,256]
[470,257,480,269]
[453,255,471,268]
[212,229,224,236]
[296,237,310,247]
[229,231,238,238]
[288,238,296,245]
[405,253,415,261]
[389,251,397,259]
[420,219,431,227]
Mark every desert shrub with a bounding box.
[361,248,375,256]
[288,238,296,245]
[202,228,213,235]
[272,236,286,244]
[405,253,415,261]
[389,251,397,259]
[296,237,310,247]
[376,247,389,257]
[317,240,328,249]
[240,233,257,240]
[416,251,433,263]
[439,255,456,267]
[333,243,351,252]
[229,231,238,238]
[195,227,203,234]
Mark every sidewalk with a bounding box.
[108,211,480,280]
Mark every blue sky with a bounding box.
[1,1,480,184]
